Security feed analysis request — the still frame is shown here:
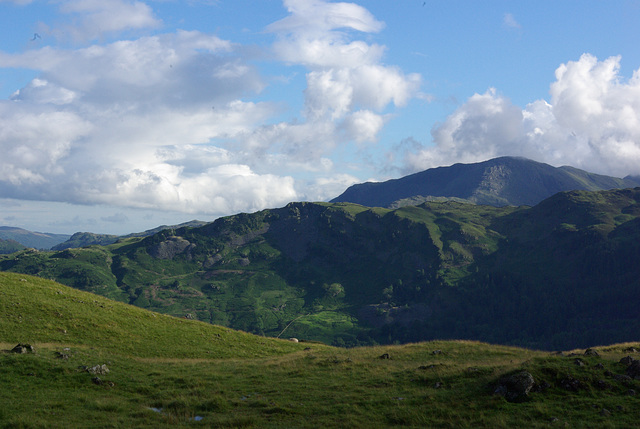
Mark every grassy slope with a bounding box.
[2,272,640,428]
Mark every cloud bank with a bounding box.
[2,0,640,229]
[405,54,640,178]
[0,0,420,217]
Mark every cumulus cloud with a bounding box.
[404,54,640,178]
[48,0,162,42]
[0,0,422,220]
[268,0,386,68]
[0,27,295,214]
[261,0,421,171]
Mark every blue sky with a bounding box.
[1,0,640,235]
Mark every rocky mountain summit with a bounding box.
[332,156,640,208]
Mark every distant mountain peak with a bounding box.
[331,157,639,208]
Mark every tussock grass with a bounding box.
[2,272,640,427]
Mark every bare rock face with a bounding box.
[149,236,193,259]
[494,371,535,402]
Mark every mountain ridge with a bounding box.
[331,156,640,208]
[2,187,639,350]
[0,226,70,250]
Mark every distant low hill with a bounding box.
[0,238,26,254]
[50,220,208,251]
[0,220,208,252]
[331,156,640,208]
[0,226,70,250]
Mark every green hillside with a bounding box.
[2,272,640,428]
[0,238,25,254]
[1,188,639,350]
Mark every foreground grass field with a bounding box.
[1,272,639,428]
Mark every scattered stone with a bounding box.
[433,381,444,389]
[184,313,194,320]
[594,379,612,390]
[55,352,70,360]
[584,348,600,357]
[378,353,390,360]
[619,356,634,366]
[532,381,551,393]
[599,408,611,417]
[11,343,34,354]
[87,364,110,375]
[559,376,584,392]
[92,377,103,385]
[626,360,640,379]
[623,347,638,353]
[432,350,443,355]
[494,371,535,403]
[613,374,633,385]
[594,363,605,370]
[304,347,311,351]
[626,389,636,396]
[573,358,585,366]
[289,338,299,343]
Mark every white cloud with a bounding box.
[0,27,292,215]
[404,54,640,178]
[261,0,421,170]
[269,0,385,39]
[0,0,423,221]
[51,0,162,42]
[341,110,386,143]
[0,101,92,186]
[301,172,362,202]
[503,13,521,30]
[11,78,77,104]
